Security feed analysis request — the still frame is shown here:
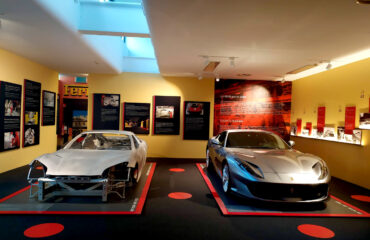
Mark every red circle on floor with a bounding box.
[351,195,370,202]
[298,224,335,239]
[169,168,185,172]
[168,192,192,199]
[24,223,64,238]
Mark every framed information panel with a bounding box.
[23,79,41,148]
[153,96,180,135]
[93,93,120,130]
[42,90,56,126]
[123,102,150,134]
[183,101,210,140]
[0,81,22,152]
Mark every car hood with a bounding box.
[226,148,324,174]
[37,149,132,176]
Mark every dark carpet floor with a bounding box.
[0,159,369,240]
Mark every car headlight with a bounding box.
[312,162,328,180]
[235,158,264,179]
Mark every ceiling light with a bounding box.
[216,78,220,82]
[198,73,203,80]
[229,57,236,67]
[326,62,332,70]
[356,0,370,4]
[281,76,286,83]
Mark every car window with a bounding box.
[218,131,227,146]
[68,133,132,150]
[225,132,289,149]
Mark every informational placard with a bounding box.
[23,79,41,147]
[214,80,291,141]
[317,106,326,133]
[345,106,356,134]
[93,94,120,130]
[0,81,22,152]
[296,118,302,135]
[123,102,150,134]
[183,101,210,140]
[359,112,370,130]
[42,90,56,126]
[153,96,180,135]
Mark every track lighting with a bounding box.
[229,57,235,67]
[198,74,203,80]
[281,76,286,83]
[326,62,332,70]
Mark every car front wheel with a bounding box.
[222,163,231,194]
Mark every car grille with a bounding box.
[247,182,329,201]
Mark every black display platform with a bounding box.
[197,163,369,217]
[0,163,156,215]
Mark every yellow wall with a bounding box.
[87,73,214,159]
[291,58,370,189]
[0,48,59,173]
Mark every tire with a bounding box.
[130,165,139,184]
[222,163,231,194]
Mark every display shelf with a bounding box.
[291,134,363,146]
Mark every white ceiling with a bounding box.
[143,0,370,80]
[0,0,119,74]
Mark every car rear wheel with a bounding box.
[222,163,231,194]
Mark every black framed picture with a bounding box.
[42,90,56,126]
[0,81,22,152]
[153,96,180,135]
[23,79,41,148]
[183,101,210,140]
[123,102,150,134]
[93,93,120,130]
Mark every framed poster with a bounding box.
[42,90,56,126]
[93,93,120,130]
[345,106,356,134]
[183,101,210,140]
[153,96,180,135]
[123,102,150,134]
[0,81,22,152]
[23,79,41,147]
[359,112,370,130]
[296,118,302,135]
[317,106,325,133]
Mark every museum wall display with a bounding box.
[153,96,180,135]
[92,93,120,130]
[0,48,58,174]
[214,79,292,142]
[87,73,214,159]
[23,79,41,147]
[42,90,56,126]
[0,81,22,152]
[183,101,210,140]
[123,102,150,134]
[291,57,370,189]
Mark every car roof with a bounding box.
[81,130,135,136]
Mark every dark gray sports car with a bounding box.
[206,129,330,202]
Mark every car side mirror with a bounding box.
[211,138,221,146]
[289,140,295,147]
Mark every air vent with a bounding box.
[203,61,220,72]
[287,64,318,74]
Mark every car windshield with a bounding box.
[68,133,131,150]
[226,132,290,149]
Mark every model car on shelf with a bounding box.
[206,129,331,202]
[27,130,147,202]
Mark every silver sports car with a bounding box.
[27,130,147,202]
[206,129,330,202]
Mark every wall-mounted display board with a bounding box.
[153,96,180,135]
[214,79,292,141]
[23,79,41,147]
[317,106,326,133]
[345,106,356,134]
[359,113,370,129]
[0,81,22,152]
[42,90,56,126]
[123,102,150,134]
[183,101,210,140]
[93,94,120,130]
